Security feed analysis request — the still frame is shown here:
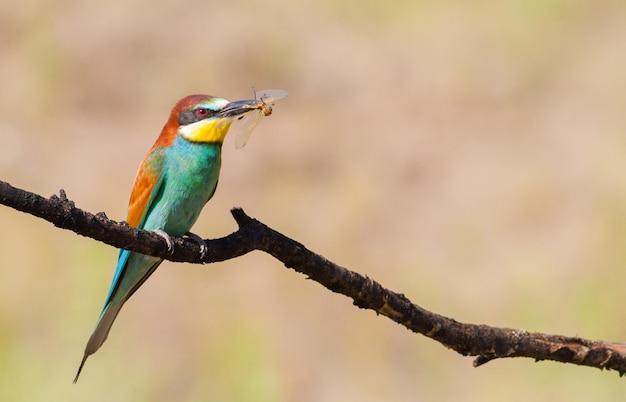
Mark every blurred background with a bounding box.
[1,0,626,400]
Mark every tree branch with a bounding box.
[1,179,625,376]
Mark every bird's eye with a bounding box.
[195,108,209,117]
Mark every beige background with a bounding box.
[1,0,626,400]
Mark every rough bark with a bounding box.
[1,179,625,376]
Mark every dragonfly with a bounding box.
[226,89,289,149]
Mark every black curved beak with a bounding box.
[218,100,259,118]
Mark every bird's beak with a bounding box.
[217,100,260,118]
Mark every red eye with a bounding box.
[196,108,208,117]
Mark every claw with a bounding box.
[184,231,208,259]
[153,229,174,255]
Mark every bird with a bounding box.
[73,92,284,383]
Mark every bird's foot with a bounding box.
[184,231,208,260]
[153,229,174,255]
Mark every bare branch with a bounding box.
[1,179,625,376]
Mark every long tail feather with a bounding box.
[73,355,88,384]
[73,302,124,383]
[73,253,163,382]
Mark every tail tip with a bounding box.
[73,354,88,384]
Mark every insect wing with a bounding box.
[232,89,288,149]
[255,89,289,103]
[233,109,263,149]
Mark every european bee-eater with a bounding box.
[74,91,287,382]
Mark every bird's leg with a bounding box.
[153,229,174,255]
[184,231,208,259]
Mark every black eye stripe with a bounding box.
[178,108,216,126]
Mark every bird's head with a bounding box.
[157,94,262,147]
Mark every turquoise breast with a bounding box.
[143,136,222,236]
